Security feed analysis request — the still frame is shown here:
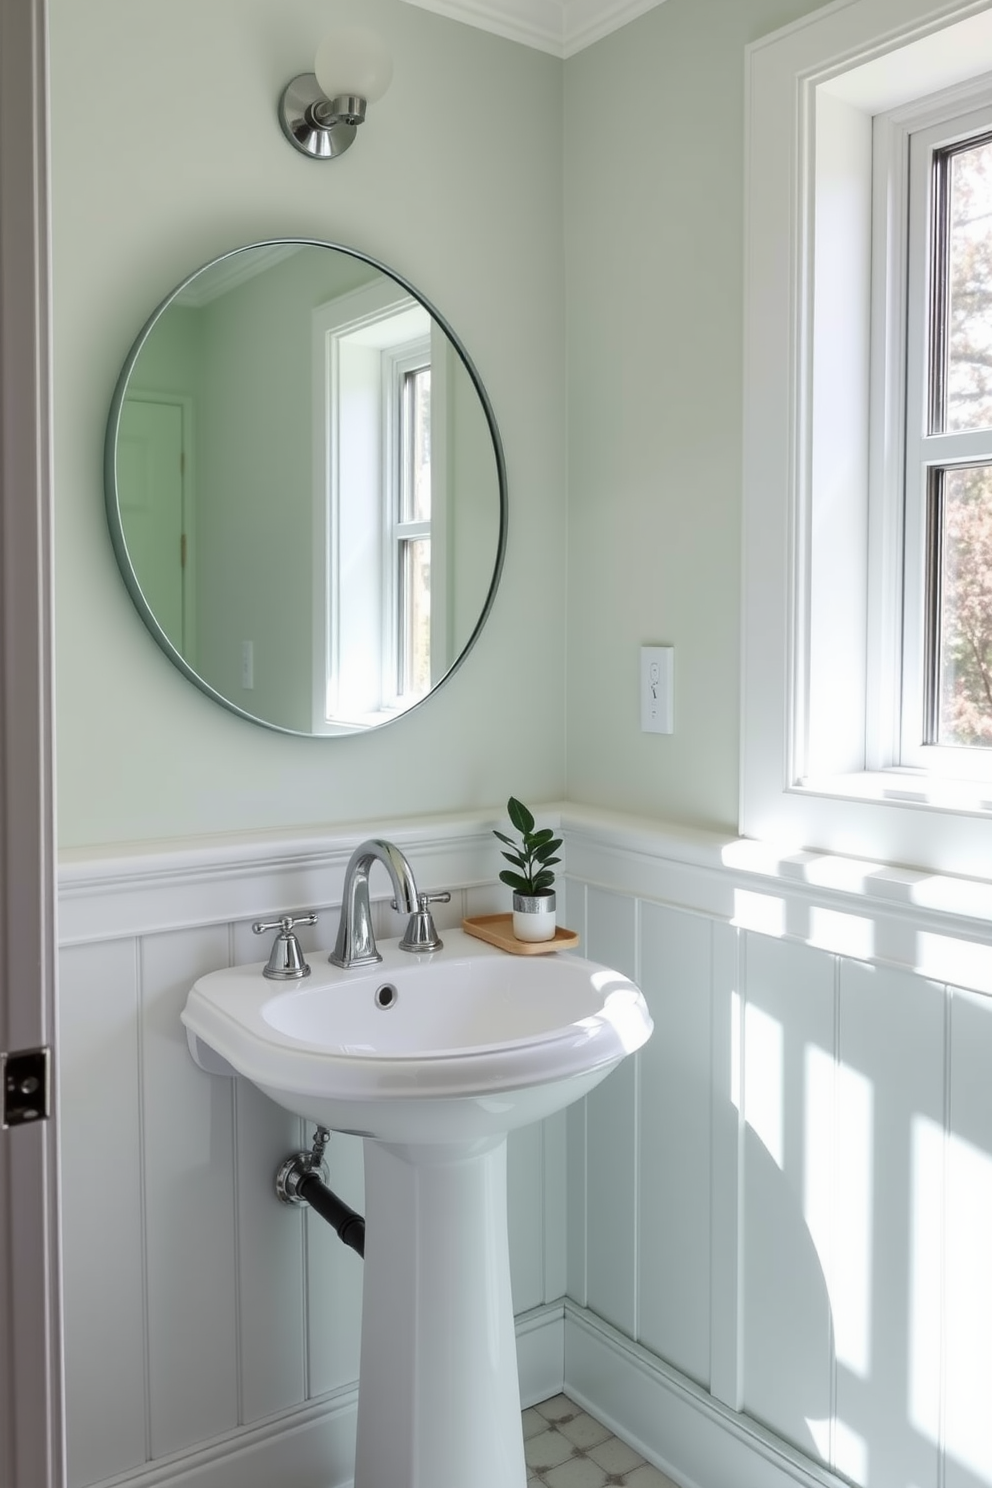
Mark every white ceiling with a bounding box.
[401,0,667,58]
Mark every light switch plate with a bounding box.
[640,645,674,734]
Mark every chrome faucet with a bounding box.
[329,838,419,969]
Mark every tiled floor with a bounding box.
[523,1394,681,1488]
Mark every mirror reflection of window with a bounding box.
[395,359,432,702]
[314,281,445,730]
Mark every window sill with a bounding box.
[798,770,992,815]
[723,835,992,927]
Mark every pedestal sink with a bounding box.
[182,927,652,1488]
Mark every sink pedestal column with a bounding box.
[354,1135,527,1488]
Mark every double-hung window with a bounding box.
[384,347,432,703]
[903,107,992,767]
[742,0,992,878]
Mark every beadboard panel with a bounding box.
[946,989,992,1488]
[563,877,589,1307]
[235,1085,307,1421]
[304,1132,365,1402]
[59,938,148,1486]
[834,961,944,1488]
[140,927,241,1460]
[636,901,711,1388]
[739,933,836,1464]
[507,1122,548,1314]
[708,917,743,1413]
[583,887,639,1337]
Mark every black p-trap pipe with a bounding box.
[299,1172,366,1258]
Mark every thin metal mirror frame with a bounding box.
[105,237,508,736]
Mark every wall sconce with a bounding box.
[279,25,393,160]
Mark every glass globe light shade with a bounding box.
[314,26,393,104]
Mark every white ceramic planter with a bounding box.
[511,891,556,943]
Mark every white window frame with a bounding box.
[742,0,992,879]
[381,339,432,703]
[310,279,433,732]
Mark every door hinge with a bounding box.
[1,1047,51,1128]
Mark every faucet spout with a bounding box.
[329,838,419,969]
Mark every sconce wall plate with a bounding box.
[279,74,358,160]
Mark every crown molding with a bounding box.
[560,0,668,55]
[174,244,302,308]
[401,0,667,57]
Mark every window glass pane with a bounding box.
[935,464,992,746]
[945,136,992,432]
[402,367,431,522]
[399,536,431,698]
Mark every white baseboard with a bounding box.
[563,1304,847,1488]
[92,1305,564,1488]
[96,1389,359,1488]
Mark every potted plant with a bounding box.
[494,797,562,942]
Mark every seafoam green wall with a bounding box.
[563,0,827,833]
[52,0,565,849]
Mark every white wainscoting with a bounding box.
[57,816,566,1488]
[58,807,992,1488]
[561,808,992,1488]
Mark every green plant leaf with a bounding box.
[493,830,517,848]
[507,796,535,834]
[498,869,530,893]
[500,850,526,870]
[533,870,555,891]
[530,827,555,847]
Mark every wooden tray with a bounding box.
[461,913,579,955]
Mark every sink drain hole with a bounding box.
[375,983,398,1010]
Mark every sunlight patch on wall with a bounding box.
[730,990,742,1112]
[743,1000,784,1167]
[804,1417,831,1464]
[833,1419,869,1483]
[808,906,874,960]
[805,1046,874,1379]
[733,889,786,938]
[916,931,992,994]
[909,1116,943,1448]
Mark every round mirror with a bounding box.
[105,240,507,735]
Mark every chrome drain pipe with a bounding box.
[276,1125,366,1258]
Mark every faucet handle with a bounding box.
[252,913,317,980]
[395,892,450,954]
[391,892,451,912]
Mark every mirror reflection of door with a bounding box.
[117,394,189,655]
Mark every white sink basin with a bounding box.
[182,928,652,1143]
